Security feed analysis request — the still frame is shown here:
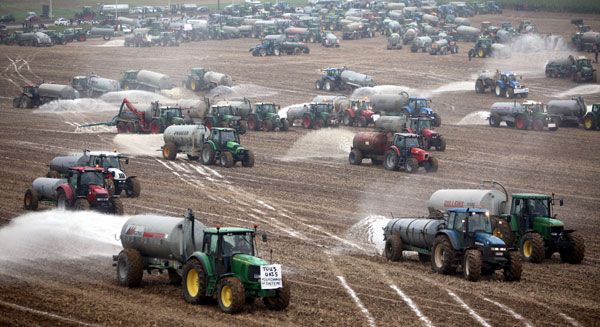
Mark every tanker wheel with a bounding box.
[431,235,457,275]
[111,198,124,215]
[262,119,274,132]
[435,137,447,151]
[150,120,161,134]
[220,151,235,168]
[489,114,501,127]
[116,248,144,288]
[583,115,596,130]
[348,149,363,165]
[514,114,527,130]
[475,80,484,93]
[56,189,69,210]
[263,277,290,311]
[162,142,177,160]
[463,249,482,282]
[559,232,585,264]
[343,112,353,126]
[242,150,255,168]
[201,145,216,165]
[520,232,545,263]
[124,177,141,198]
[217,277,245,314]
[24,189,39,210]
[247,115,258,131]
[424,157,438,173]
[503,250,522,282]
[384,150,399,171]
[168,268,182,285]
[384,236,403,261]
[125,122,136,133]
[74,198,90,211]
[182,259,208,304]
[532,119,544,132]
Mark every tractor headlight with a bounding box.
[491,247,506,251]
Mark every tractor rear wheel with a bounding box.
[302,115,312,129]
[149,120,161,134]
[111,198,124,215]
[489,113,501,127]
[201,145,216,165]
[248,115,258,131]
[384,236,403,261]
[242,150,255,168]
[520,232,545,263]
[424,157,438,173]
[583,115,596,130]
[24,189,39,210]
[263,277,290,311]
[384,150,399,171]
[435,137,446,151]
[477,47,485,58]
[515,114,528,130]
[405,157,419,173]
[315,119,325,129]
[116,122,127,133]
[315,80,322,90]
[162,142,177,160]
[463,249,482,282]
[217,277,245,314]
[74,198,90,211]
[125,122,136,133]
[348,149,363,165]
[125,177,141,198]
[560,232,585,264]
[183,259,208,304]
[358,116,367,127]
[432,113,441,127]
[259,48,267,56]
[475,80,484,93]
[116,248,143,287]
[220,152,234,168]
[503,250,522,282]
[432,235,456,275]
[495,85,503,97]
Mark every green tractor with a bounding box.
[247,103,289,132]
[469,36,492,58]
[201,127,254,168]
[204,105,247,135]
[302,103,339,129]
[583,104,600,130]
[115,209,289,314]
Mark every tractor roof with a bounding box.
[87,150,127,158]
[204,227,255,234]
[409,96,430,100]
[213,127,236,132]
[396,132,419,138]
[501,71,516,75]
[447,207,489,214]
[512,193,551,199]
[69,166,105,173]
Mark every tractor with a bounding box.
[301,102,339,129]
[201,127,254,168]
[382,133,438,173]
[403,97,442,127]
[341,100,375,127]
[469,36,493,58]
[204,105,247,135]
[404,117,446,151]
[475,70,529,98]
[583,104,600,130]
[247,103,289,131]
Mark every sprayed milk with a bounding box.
[208,84,278,100]
[345,215,390,255]
[282,129,354,161]
[113,134,164,157]
[457,111,490,125]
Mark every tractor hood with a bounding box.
[226,141,245,153]
[509,80,524,89]
[419,107,434,115]
[533,216,564,228]
[89,184,109,197]
[232,254,268,267]
[422,128,437,138]
[410,147,429,161]
[474,231,506,248]
[108,168,127,181]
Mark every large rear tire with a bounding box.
[384,150,399,171]
[182,259,208,304]
[514,114,527,130]
[217,277,245,314]
[116,248,144,288]
[431,235,456,275]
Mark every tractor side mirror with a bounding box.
[559,199,564,206]
[262,233,268,242]
[125,159,129,165]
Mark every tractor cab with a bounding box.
[87,151,129,171]
[408,117,433,133]
[406,97,434,117]
[576,58,593,70]
[71,76,89,91]
[521,101,545,114]
[392,133,420,151]
[203,228,257,275]
[191,67,206,78]
[310,102,334,115]
[22,84,38,96]
[67,167,109,198]
[324,67,343,78]
[210,127,240,146]
[508,194,564,239]
[211,105,236,118]
[446,208,506,253]
[122,70,139,82]
[255,103,278,115]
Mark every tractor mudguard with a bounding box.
[436,230,462,250]
[57,184,74,202]
[206,140,217,151]
[187,252,216,278]
[346,109,355,118]
[389,145,401,156]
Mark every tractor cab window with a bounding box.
[261,104,275,113]
[405,137,419,148]
[412,99,428,109]
[526,198,550,217]
[208,234,219,256]
[466,212,492,233]
[24,86,36,94]
[93,156,120,169]
[453,213,464,231]
[221,232,254,256]
[509,75,517,82]
[219,130,238,144]
[79,171,105,187]
[593,105,599,113]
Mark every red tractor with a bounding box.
[341,100,375,127]
[24,167,124,214]
[404,117,446,151]
[349,132,438,173]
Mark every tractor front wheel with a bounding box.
[281,119,290,131]
[436,137,446,151]
[503,250,522,282]
[242,150,255,168]
[475,80,484,93]
[532,119,544,131]
[217,277,245,314]
[424,157,438,173]
[463,249,482,282]
[343,112,353,126]
[124,177,141,198]
[263,277,290,311]
[405,157,419,173]
[116,248,144,287]
[560,232,585,264]
[74,198,90,211]
[220,151,235,168]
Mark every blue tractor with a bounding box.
[384,208,522,282]
[475,70,529,99]
[402,97,441,127]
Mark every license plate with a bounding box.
[495,252,503,256]
[514,88,528,94]
[97,198,108,201]
[548,123,556,128]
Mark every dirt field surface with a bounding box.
[0,9,599,327]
